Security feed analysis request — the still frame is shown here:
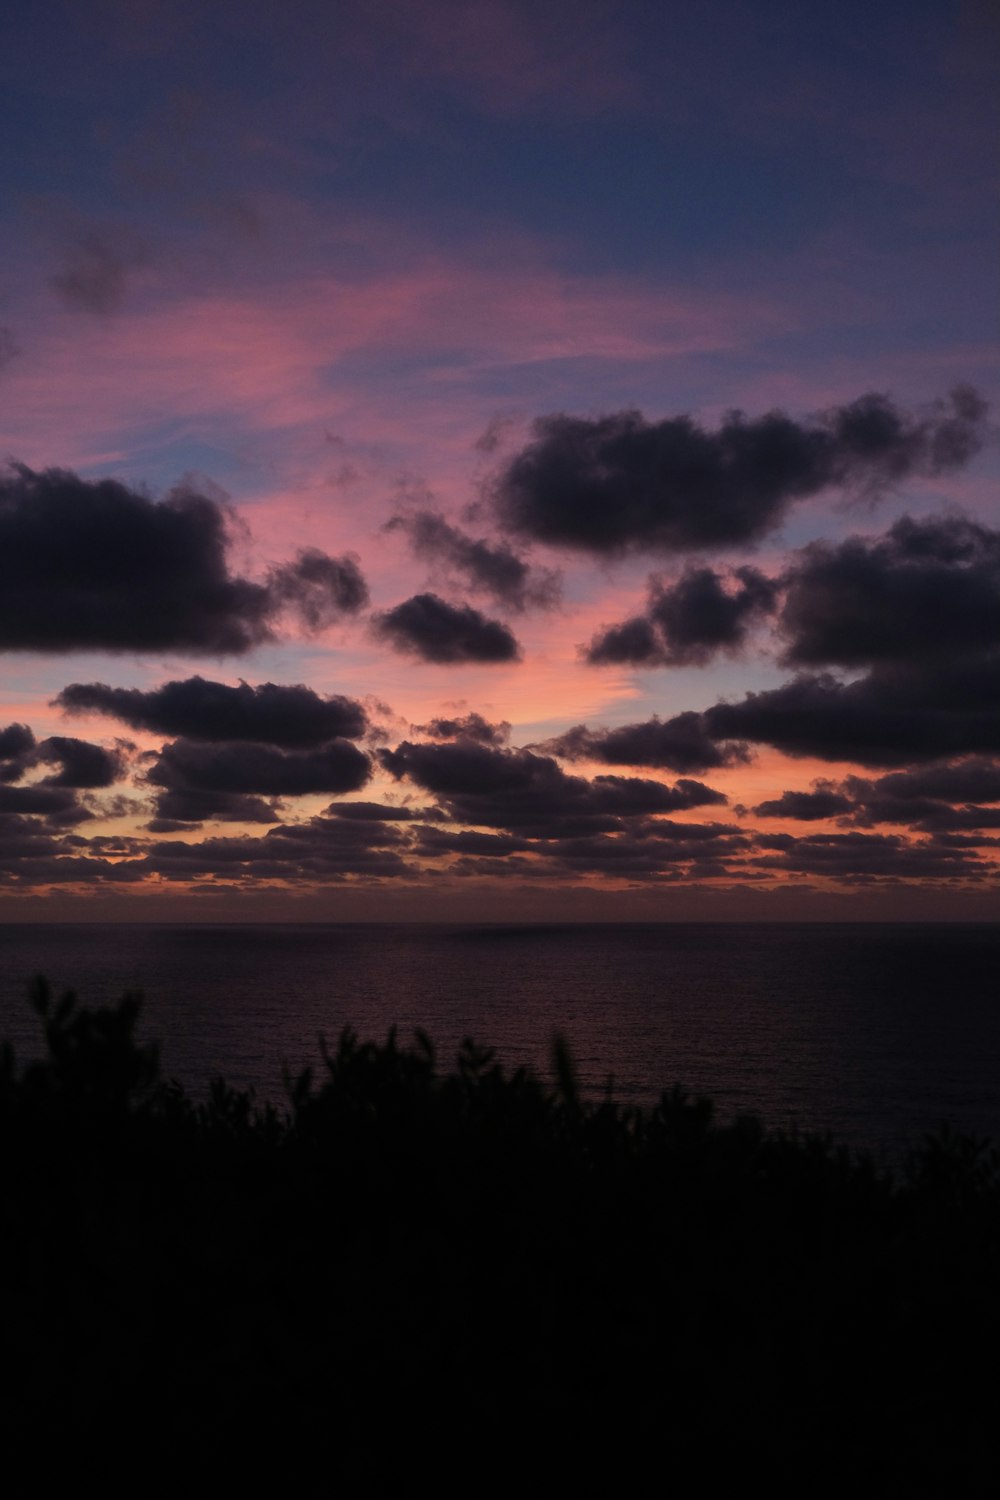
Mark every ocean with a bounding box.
[1,920,997,1162]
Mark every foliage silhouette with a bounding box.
[1,981,998,1492]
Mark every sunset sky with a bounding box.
[1,0,998,920]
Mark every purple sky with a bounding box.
[0,0,997,920]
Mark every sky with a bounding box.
[0,0,998,921]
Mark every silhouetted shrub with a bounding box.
[0,982,998,1493]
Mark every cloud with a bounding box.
[143,816,413,882]
[147,737,372,800]
[752,785,855,821]
[148,789,283,825]
[411,711,511,746]
[0,784,92,826]
[702,663,1000,768]
[387,509,560,611]
[778,513,1000,669]
[0,813,65,859]
[541,712,749,774]
[144,731,372,826]
[372,593,521,663]
[488,387,987,556]
[33,736,125,788]
[324,801,427,821]
[698,516,1000,768]
[56,677,368,746]
[531,824,748,878]
[839,760,1000,832]
[267,548,369,630]
[0,465,368,654]
[584,510,999,678]
[412,826,533,858]
[586,564,778,666]
[0,724,37,781]
[379,738,725,836]
[750,830,988,880]
[0,722,123,791]
[856,761,1000,808]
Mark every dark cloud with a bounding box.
[840,760,1000,832]
[144,816,413,882]
[423,825,748,879]
[702,660,1000,768]
[149,790,282,825]
[859,800,1000,834]
[532,825,748,878]
[446,855,540,880]
[376,735,741,880]
[267,548,369,630]
[751,830,988,880]
[0,784,91,827]
[0,724,34,758]
[489,388,987,556]
[0,814,65,860]
[0,724,123,792]
[682,513,1000,767]
[413,827,533,858]
[856,761,1000,807]
[586,565,778,666]
[147,737,371,799]
[582,616,661,667]
[418,817,748,883]
[56,676,367,746]
[324,801,425,821]
[388,509,560,610]
[541,712,749,775]
[1,795,414,888]
[932,833,1000,848]
[752,785,855,821]
[0,465,367,654]
[0,852,149,886]
[411,712,510,746]
[142,732,372,828]
[372,593,521,664]
[0,724,36,781]
[586,509,999,686]
[33,736,124,788]
[779,514,1000,669]
[379,738,725,836]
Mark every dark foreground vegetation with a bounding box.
[2,983,999,1492]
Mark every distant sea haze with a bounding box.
[1,921,997,1162]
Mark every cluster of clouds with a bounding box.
[1,384,989,673]
[0,385,996,899]
[2,688,996,892]
[569,512,1000,770]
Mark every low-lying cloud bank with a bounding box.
[0,680,996,897]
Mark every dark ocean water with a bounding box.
[1,921,998,1160]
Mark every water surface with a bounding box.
[1,921,997,1160]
